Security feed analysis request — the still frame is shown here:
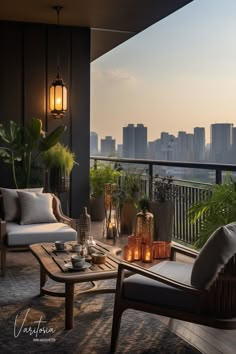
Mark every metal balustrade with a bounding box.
[90,156,236,245]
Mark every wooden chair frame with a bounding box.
[0,194,76,277]
[110,243,236,353]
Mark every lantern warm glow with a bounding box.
[142,244,153,263]
[133,237,142,260]
[124,245,133,262]
[49,74,68,118]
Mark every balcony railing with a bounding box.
[90,156,236,246]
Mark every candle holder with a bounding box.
[133,237,142,261]
[104,183,120,239]
[153,241,171,259]
[142,243,153,263]
[123,245,134,262]
[135,208,154,244]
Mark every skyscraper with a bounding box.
[123,124,135,158]
[193,127,205,161]
[134,124,147,158]
[101,136,116,156]
[90,132,98,155]
[210,123,232,162]
[123,123,147,158]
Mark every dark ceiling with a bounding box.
[0,0,194,61]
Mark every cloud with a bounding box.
[92,68,138,84]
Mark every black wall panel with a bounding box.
[0,21,90,217]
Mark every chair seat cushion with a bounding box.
[124,261,202,312]
[6,222,77,246]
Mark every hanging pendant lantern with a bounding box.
[49,6,68,119]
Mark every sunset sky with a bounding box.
[91,0,236,145]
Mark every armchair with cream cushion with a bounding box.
[0,188,77,276]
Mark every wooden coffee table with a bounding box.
[30,241,122,329]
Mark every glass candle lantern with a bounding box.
[133,237,142,260]
[153,241,171,259]
[123,245,133,262]
[104,183,120,239]
[142,243,153,263]
[135,210,154,244]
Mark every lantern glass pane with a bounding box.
[63,86,67,110]
[49,86,55,110]
[55,85,63,110]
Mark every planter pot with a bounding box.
[90,195,105,221]
[149,201,174,242]
[120,200,137,235]
[50,168,70,193]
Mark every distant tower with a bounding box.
[123,124,135,158]
[90,132,98,155]
[177,131,188,161]
[101,136,116,156]
[193,127,205,161]
[135,124,147,158]
[123,123,147,158]
[211,123,232,162]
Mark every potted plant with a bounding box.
[42,143,76,193]
[119,170,143,234]
[90,163,120,221]
[0,118,66,188]
[149,175,178,242]
[188,174,236,249]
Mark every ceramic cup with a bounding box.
[91,252,107,264]
[71,255,85,269]
[72,243,82,253]
[55,240,65,251]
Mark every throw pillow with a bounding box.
[17,191,57,225]
[0,188,43,221]
[191,222,236,289]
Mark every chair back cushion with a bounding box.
[0,187,43,221]
[18,191,57,224]
[191,222,236,289]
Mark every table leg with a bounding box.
[40,265,47,296]
[65,283,74,330]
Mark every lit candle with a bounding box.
[112,223,117,238]
[107,223,113,239]
[133,237,142,260]
[142,244,153,263]
[124,245,133,262]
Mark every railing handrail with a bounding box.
[90,155,236,172]
[90,155,236,185]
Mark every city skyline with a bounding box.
[91,0,236,145]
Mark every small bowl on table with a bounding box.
[91,252,107,265]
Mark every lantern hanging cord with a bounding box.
[53,6,63,77]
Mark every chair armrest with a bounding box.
[52,195,76,229]
[119,260,205,297]
[0,219,7,245]
[170,241,199,261]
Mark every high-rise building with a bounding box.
[177,131,188,161]
[134,124,147,158]
[193,127,205,161]
[123,124,135,158]
[117,144,123,157]
[123,123,147,158]
[210,123,232,162]
[231,127,236,163]
[101,136,116,156]
[90,132,98,155]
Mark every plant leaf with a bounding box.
[39,125,66,151]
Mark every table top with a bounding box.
[30,241,122,284]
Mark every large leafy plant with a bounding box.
[188,175,236,249]
[90,163,120,197]
[0,118,66,188]
[42,143,76,175]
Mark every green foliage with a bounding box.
[138,196,150,211]
[41,143,75,175]
[90,163,120,197]
[0,118,66,188]
[188,175,236,249]
[153,175,178,202]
